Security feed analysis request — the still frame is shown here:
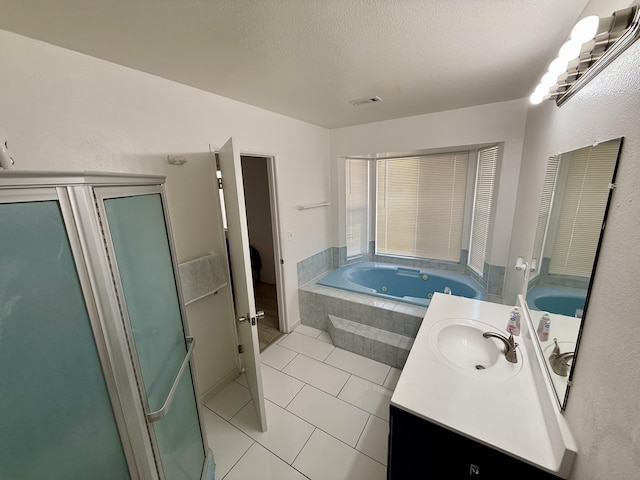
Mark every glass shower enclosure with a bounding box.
[0,172,215,480]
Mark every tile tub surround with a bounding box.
[297,248,334,286]
[298,282,426,368]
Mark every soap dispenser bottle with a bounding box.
[537,313,551,341]
[506,307,521,336]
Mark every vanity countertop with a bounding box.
[391,293,576,478]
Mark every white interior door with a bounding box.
[218,137,267,432]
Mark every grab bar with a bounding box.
[146,336,195,423]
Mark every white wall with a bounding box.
[509,41,640,479]
[329,99,529,270]
[0,29,330,394]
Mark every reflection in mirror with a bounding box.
[525,137,623,409]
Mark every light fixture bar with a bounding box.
[529,1,640,106]
[556,4,640,105]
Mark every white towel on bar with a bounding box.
[178,252,228,305]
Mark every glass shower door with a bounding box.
[98,188,208,480]
[0,194,131,480]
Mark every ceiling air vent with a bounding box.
[348,96,382,106]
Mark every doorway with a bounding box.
[240,155,282,351]
[216,153,285,352]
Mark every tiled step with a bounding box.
[327,315,413,369]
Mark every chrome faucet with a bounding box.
[444,286,452,295]
[482,331,518,363]
[548,338,574,377]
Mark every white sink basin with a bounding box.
[428,318,523,380]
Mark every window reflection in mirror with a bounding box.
[525,137,623,409]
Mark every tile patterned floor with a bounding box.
[203,325,402,480]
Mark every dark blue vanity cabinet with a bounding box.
[387,405,561,479]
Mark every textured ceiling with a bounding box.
[0,0,624,128]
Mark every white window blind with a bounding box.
[531,155,560,277]
[376,153,468,262]
[468,146,498,275]
[549,141,618,277]
[345,159,369,258]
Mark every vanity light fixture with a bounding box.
[530,1,640,106]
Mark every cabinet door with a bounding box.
[97,187,208,480]
[0,193,131,480]
[388,406,560,479]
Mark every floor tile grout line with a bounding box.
[283,381,307,410]
[382,367,394,387]
[276,355,353,394]
[291,382,377,420]
[210,392,387,476]
[352,413,385,463]
[220,439,255,480]
[299,419,388,469]
[335,373,352,397]
[278,351,299,371]
[202,405,256,440]
[225,395,253,423]
[208,369,388,477]
[354,413,371,449]
[272,334,336,363]
[261,354,395,417]
[322,360,392,387]
[229,414,314,472]
[322,357,393,389]
[290,426,317,467]
[293,325,325,339]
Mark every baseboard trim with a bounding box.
[200,367,242,404]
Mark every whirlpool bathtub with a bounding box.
[526,285,587,318]
[316,261,486,307]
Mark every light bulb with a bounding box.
[559,39,582,61]
[571,15,600,43]
[535,84,550,96]
[541,71,558,88]
[530,91,545,105]
[549,57,569,75]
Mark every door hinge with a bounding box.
[238,344,243,354]
[280,258,284,265]
[217,178,223,190]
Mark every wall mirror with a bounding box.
[524,137,623,410]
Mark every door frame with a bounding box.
[212,146,289,335]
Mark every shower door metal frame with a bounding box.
[68,183,161,480]
[0,171,213,480]
[0,182,154,480]
[89,183,211,480]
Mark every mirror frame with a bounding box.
[524,137,623,410]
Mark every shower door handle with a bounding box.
[146,336,195,423]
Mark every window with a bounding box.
[548,141,618,277]
[468,146,499,275]
[375,153,469,262]
[530,155,560,277]
[345,159,369,258]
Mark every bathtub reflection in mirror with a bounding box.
[524,137,623,409]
